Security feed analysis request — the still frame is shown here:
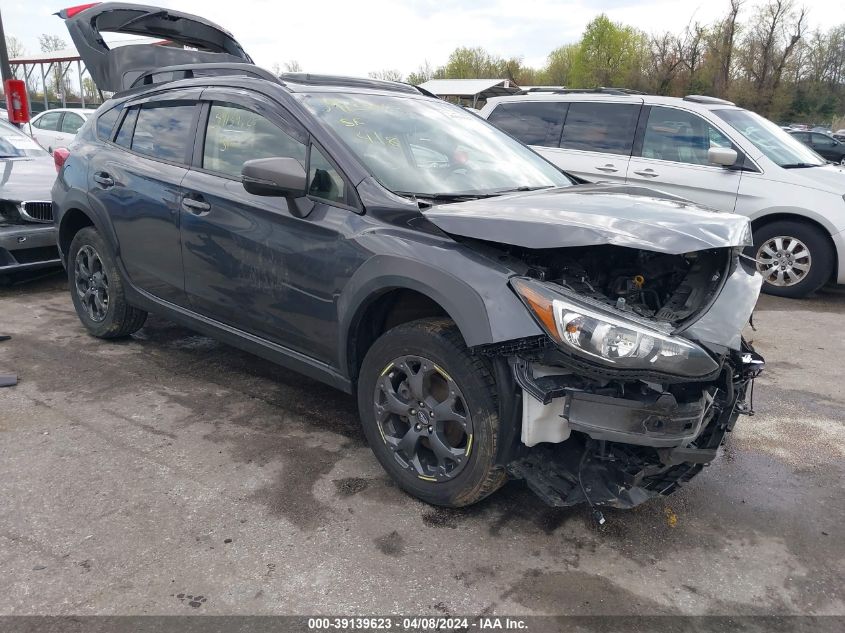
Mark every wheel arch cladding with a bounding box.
[339,255,542,379]
[59,208,96,262]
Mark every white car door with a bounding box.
[625,105,742,212]
[29,111,63,153]
[536,100,642,185]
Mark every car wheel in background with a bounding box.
[751,220,833,298]
[357,318,507,507]
[67,227,148,337]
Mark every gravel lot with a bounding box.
[1,273,843,616]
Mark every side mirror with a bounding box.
[708,146,738,167]
[242,157,307,197]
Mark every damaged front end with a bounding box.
[480,243,765,510]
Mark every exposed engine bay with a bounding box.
[496,243,731,326]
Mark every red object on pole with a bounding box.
[4,79,30,123]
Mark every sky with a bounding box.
[2,0,845,77]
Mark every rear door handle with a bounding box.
[595,164,618,173]
[633,169,659,178]
[93,172,114,187]
[181,197,211,215]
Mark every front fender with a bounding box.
[337,245,542,372]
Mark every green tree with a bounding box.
[569,15,649,88]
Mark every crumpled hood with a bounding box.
[0,157,56,202]
[423,183,752,254]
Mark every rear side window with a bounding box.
[560,102,640,156]
[487,102,566,147]
[96,104,123,140]
[114,107,138,148]
[202,102,306,178]
[131,102,196,163]
[61,113,85,134]
[33,111,62,131]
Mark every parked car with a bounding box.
[54,2,764,512]
[833,130,845,143]
[789,130,845,165]
[27,108,96,154]
[0,118,61,278]
[481,92,845,298]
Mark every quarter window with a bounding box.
[487,102,567,147]
[560,103,640,155]
[641,106,734,166]
[203,102,306,179]
[131,102,196,163]
[33,111,62,131]
[114,107,138,148]
[96,104,123,140]
[308,145,346,205]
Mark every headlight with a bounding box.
[511,277,719,377]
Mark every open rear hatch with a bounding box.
[58,2,253,92]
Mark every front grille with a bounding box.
[20,201,53,223]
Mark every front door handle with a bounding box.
[93,172,114,187]
[633,169,659,178]
[181,197,211,215]
[595,164,618,173]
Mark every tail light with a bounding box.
[54,148,70,173]
[56,3,99,19]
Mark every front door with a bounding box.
[180,94,355,364]
[625,105,743,212]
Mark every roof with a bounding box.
[10,48,82,64]
[417,79,520,99]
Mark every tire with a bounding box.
[750,220,834,298]
[67,227,147,338]
[357,318,507,507]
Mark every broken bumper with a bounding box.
[504,346,764,509]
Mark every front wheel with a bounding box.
[750,220,834,298]
[357,318,507,506]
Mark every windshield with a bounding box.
[0,121,49,158]
[298,92,571,198]
[714,108,825,168]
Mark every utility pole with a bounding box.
[0,9,13,84]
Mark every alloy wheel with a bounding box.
[74,245,110,322]
[373,355,473,482]
[755,235,811,287]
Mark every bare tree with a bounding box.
[714,0,743,97]
[650,32,684,94]
[368,69,404,82]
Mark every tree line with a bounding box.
[373,0,845,127]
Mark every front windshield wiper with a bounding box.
[492,185,555,194]
[396,192,503,203]
[781,163,822,169]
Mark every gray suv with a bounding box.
[53,3,764,512]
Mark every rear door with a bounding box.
[539,100,642,184]
[29,111,63,152]
[59,3,252,92]
[87,88,202,304]
[625,105,743,212]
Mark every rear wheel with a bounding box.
[357,318,506,506]
[751,220,833,298]
[68,227,147,338]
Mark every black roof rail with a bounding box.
[130,62,283,89]
[278,72,422,95]
[684,94,735,106]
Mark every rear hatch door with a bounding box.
[58,2,253,92]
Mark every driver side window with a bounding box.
[641,107,733,166]
[308,145,347,205]
[203,102,306,179]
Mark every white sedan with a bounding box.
[27,108,96,153]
